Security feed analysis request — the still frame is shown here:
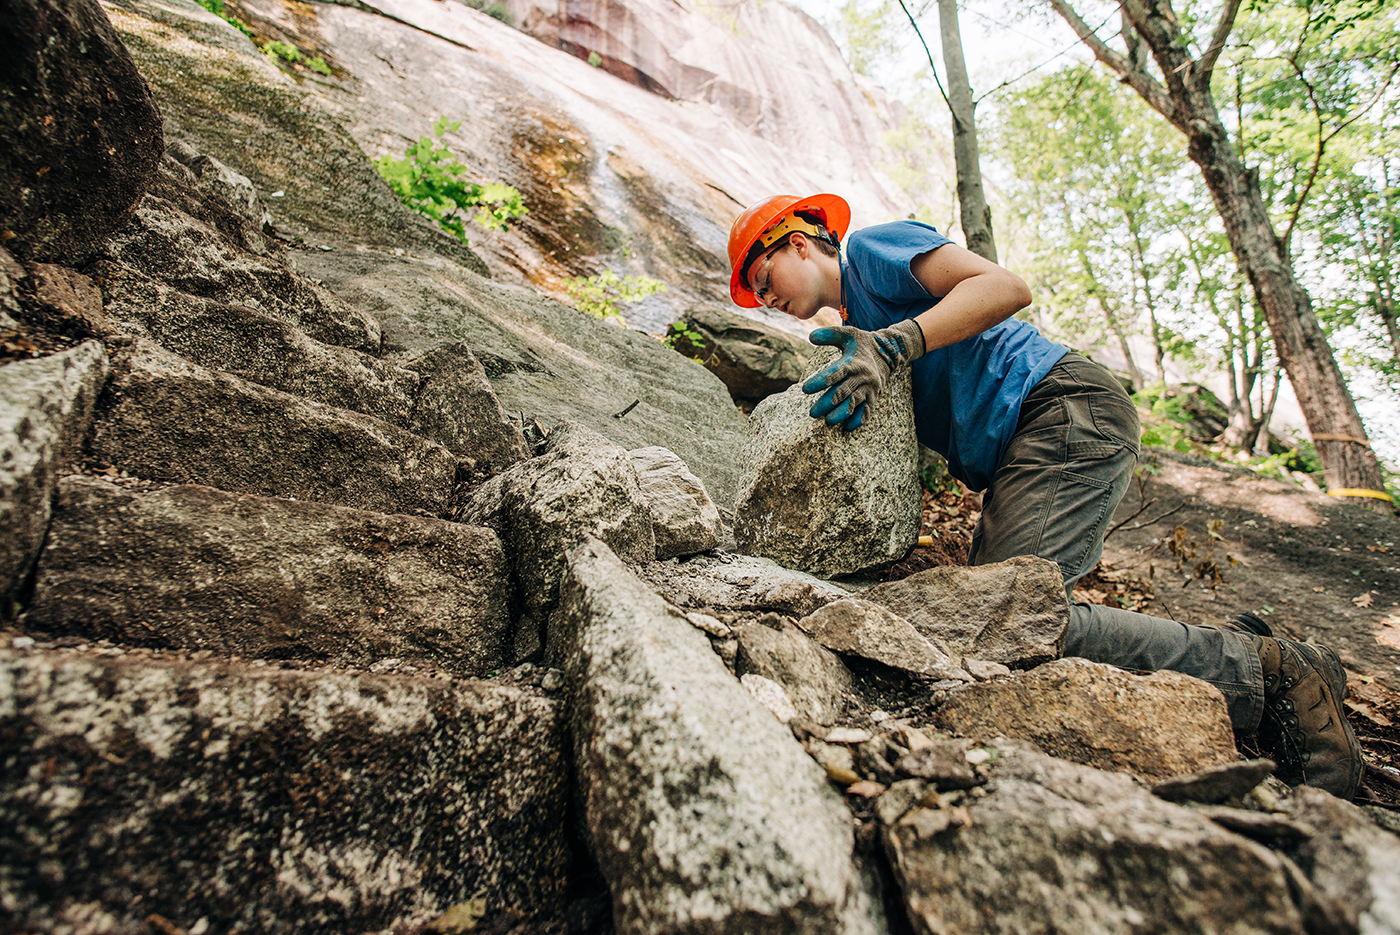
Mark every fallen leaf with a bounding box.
[1367,545,1389,553]
[1353,591,1375,608]
[1313,586,1326,593]
[846,780,886,797]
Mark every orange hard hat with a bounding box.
[728,193,851,307]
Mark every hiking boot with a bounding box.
[1234,628,1362,799]
[1223,611,1272,638]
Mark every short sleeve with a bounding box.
[845,222,954,304]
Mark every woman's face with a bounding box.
[747,237,826,320]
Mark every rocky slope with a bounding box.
[3,0,1400,933]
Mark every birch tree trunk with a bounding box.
[1048,0,1390,510]
[937,0,997,262]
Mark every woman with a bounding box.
[727,192,1362,798]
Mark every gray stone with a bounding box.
[931,658,1239,781]
[24,477,515,676]
[462,421,654,620]
[627,446,722,559]
[0,647,569,933]
[858,555,1069,667]
[796,598,972,683]
[99,156,383,353]
[884,741,1307,935]
[0,0,164,265]
[634,552,852,619]
[0,341,107,609]
[893,738,987,789]
[741,673,799,723]
[101,264,420,422]
[668,303,814,406]
[1152,759,1278,804]
[87,339,457,516]
[963,657,1012,680]
[552,536,882,935]
[734,347,920,578]
[22,262,108,339]
[1283,787,1400,934]
[401,342,529,481]
[303,245,750,508]
[734,618,853,725]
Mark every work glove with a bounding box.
[802,318,926,431]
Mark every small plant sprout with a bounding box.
[563,272,667,326]
[374,117,528,245]
[262,40,302,63]
[588,50,603,67]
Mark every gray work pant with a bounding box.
[968,353,1264,734]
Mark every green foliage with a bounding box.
[663,320,705,351]
[262,40,302,63]
[918,456,962,496]
[374,117,527,245]
[461,0,513,23]
[563,272,668,325]
[197,0,254,38]
[307,56,332,76]
[1132,383,1197,453]
[588,50,603,67]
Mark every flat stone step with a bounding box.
[0,646,569,934]
[23,476,518,675]
[87,338,457,515]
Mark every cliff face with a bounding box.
[208,0,908,333]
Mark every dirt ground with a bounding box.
[887,447,1400,807]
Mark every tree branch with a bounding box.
[1196,0,1242,90]
[1047,0,1177,121]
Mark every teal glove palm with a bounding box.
[801,319,926,431]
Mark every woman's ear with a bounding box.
[788,231,810,259]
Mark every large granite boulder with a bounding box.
[734,347,920,578]
[87,339,458,516]
[667,303,814,406]
[627,445,723,558]
[882,741,1307,935]
[931,658,1239,780]
[551,536,884,934]
[0,647,570,933]
[0,342,108,610]
[24,477,517,676]
[461,421,655,628]
[858,556,1069,668]
[0,0,164,264]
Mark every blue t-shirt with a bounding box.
[841,221,1067,492]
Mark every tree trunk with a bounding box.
[1048,0,1391,511]
[937,0,997,262]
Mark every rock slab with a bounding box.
[627,445,722,559]
[25,477,516,676]
[88,339,457,516]
[796,598,971,683]
[0,0,164,264]
[734,347,920,578]
[0,648,569,934]
[883,742,1306,935]
[553,537,881,935]
[734,617,854,726]
[859,555,1069,667]
[931,658,1238,780]
[634,552,852,619]
[0,341,108,609]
